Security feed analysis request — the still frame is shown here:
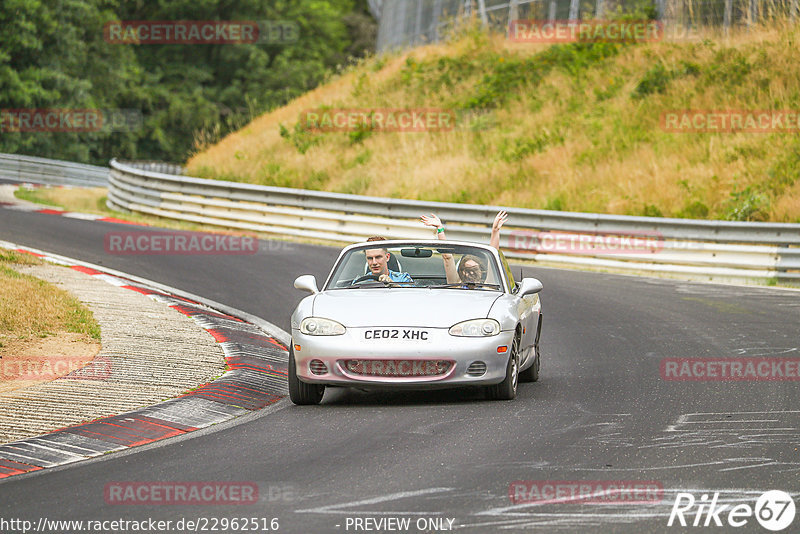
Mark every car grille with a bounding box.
[342,359,453,377]
[309,359,328,375]
[466,361,487,376]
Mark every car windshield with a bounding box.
[325,243,504,291]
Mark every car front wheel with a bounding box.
[487,335,519,400]
[288,345,325,405]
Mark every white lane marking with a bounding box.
[92,274,128,286]
[62,212,102,221]
[534,461,727,472]
[295,487,454,515]
[666,411,800,432]
[718,458,780,472]
[459,512,668,530]
[474,487,800,529]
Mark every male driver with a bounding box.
[364,236,413,283]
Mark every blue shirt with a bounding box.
[387,270,413,282]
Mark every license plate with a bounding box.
[363,328,429,341]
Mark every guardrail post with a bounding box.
[433,0,444,41]
[748,0,758,27]
[568,0,580,21]
[508,0,520,30]
[477,0,489,25]
[724,0,732,34]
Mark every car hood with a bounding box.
[312,289,503,327]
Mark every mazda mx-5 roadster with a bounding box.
[289,240,543,404]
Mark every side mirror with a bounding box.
[516,277,543,297]
[294,275,319,294]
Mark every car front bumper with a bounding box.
[291,326,514,389]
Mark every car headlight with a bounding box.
[300,317,346,336]
[449,319,500,337]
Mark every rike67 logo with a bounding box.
[668,491,796,531]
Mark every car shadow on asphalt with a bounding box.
[316,383,541,406]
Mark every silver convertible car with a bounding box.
[289,240,543,404]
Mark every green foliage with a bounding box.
[632,63,672,98]
[764,141,800,195]
[345,149,372,168]
[0,0,376,164]
[704,49,752,87]
[605,0,659,20]
[641,204,664,217]
[594,76,624,101]
[725,186,770,221]
[303,170,329,190]
[632,59,701,99]
[348,127,372,145]
[456,42,621,110]
[279,122,322,155]
[14,187,60,207]
[65,301,102,340]
[499,130,564,162]
[677,200,710,219]
[544,195,567,211]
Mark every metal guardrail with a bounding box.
[0,153,109,187]
[108,159,800,284]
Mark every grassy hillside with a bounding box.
[187,22,800,222]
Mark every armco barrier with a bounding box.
[0,153,108,187]
[107,159,800,284]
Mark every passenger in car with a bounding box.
[419,211,507,284]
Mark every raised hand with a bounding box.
[420,213,443,229]
[492,210,508,232]
[490,210,507,250]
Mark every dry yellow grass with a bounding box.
[0,250,101,392]
[0,251,100,344]
[187,21,800,222]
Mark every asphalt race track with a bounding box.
[1,206,799,533]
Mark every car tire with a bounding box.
[288,345,324,405]
[487,334,519,400]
